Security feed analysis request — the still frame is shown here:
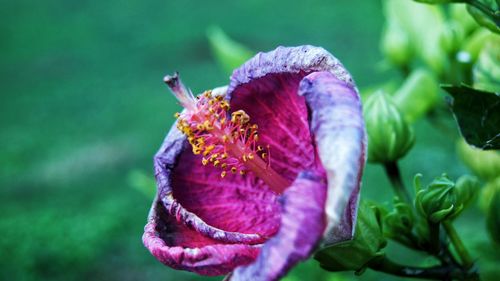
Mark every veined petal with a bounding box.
[298,71,366,245]
[230,171,327,281]
[154,115,280,245]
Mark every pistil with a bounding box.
[164,73,291,194]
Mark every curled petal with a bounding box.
[298,71,366,244]
[230,171,327,281]
[143,195,260,275]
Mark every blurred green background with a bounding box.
[1,0,494,280]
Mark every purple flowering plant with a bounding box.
[143,46,366,280]
[143,1,500,280]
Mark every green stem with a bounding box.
[383,161,412,204]
[466,0,500,26]
[367,255,478,280]
[443,220,474,269]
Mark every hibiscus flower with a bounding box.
[143,45,366,281]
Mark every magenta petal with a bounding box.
[298,71,366,244]
[154,124,280,244]
[230,172,327,281]
[143,195,260,276]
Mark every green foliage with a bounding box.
[315,201,387,273]
[466,0,500,34]
[363,91,415,163]
[443,84,500,149]
[206,26,253,76]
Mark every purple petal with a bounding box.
[229,171,327,281]
[154,122,281,244]
[298,71,366,244]
[143,195,260,276]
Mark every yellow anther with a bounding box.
[222,135,229,143]
[196,124,205,130]
[253,134,259,141]
[231,167,237,173]
[211,153,219,160]
[220,101,230,111]
[203,120,213,130]
[193,147,202,155]
[202,158,208,166]
[174,112,180,118]
[216,95,223,101]
[209,99,215,105]
[213,160,220,166]
[231,110,250,124]
[220,118,226,125]
[242,154,247,162]
[221,171,227,178]
[221,153,228,159]
[261,153,267,159]
[248,153,254,160]
[221,163,227,169]
[203,145,215,156]
[204,91,212,98]
[239,170,246,175]
[252,124,258,130]
[257,145,263,151]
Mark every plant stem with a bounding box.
[443,220,474,270]
[383,161,411,204]
[368,255,478,280]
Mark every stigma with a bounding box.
[164,73,291,193]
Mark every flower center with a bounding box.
[164,73,291,194]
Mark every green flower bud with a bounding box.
[457,138,500,181]
[364,91,415,163]
[393,69,440,123]
[315,201,387,273]
[383,198,416,247]
[487,190,500,244]
[383,0,448,75]
[479,177,500,212]
[439,22,466,54]
[381,20,413,66]
[415,174,479,223]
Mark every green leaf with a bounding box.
[443,85,500,149]
[206,26,253,75]
[466,0,500,34]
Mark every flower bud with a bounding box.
[383,198,414,244]
[439,22,465,54]
[364,91,415,163]
[393,69,440,123]
[415,174,479,223]
[315,201,386,273]
[381,20,412,66]
[487,189,500,244]
[457,138,500,181]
